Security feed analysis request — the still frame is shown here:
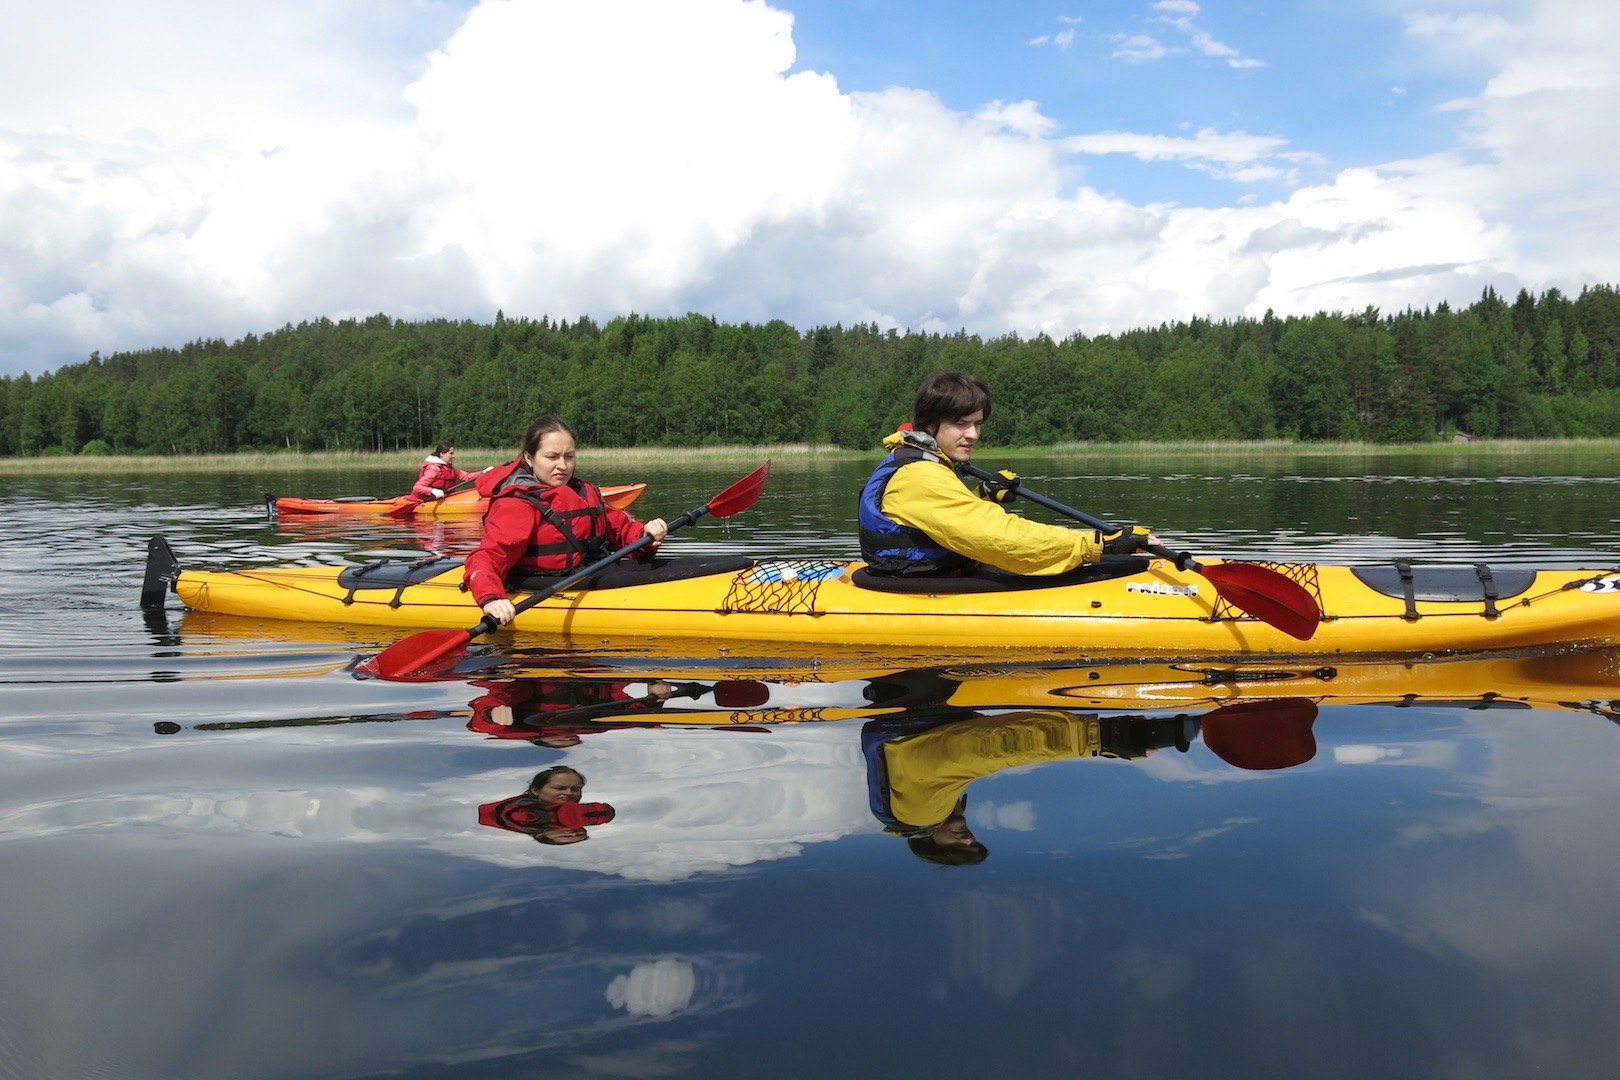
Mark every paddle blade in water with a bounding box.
[708,461,771,518]
[1200,562,1322,641]
[362,628,473,679]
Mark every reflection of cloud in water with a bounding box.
[1348,712,1620,1043]
[940,891,1067,1001]
[606,957,697,1018]
[0,727,873,883]
[455,726,874,881]
[974,799,1036,831]
[1334,741,1456,768]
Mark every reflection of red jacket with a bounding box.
[411,455,475,500]
[479,795,615,834]
[467,679,666,739]
[464,462,647,606]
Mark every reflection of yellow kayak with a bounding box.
[157,545,1620,658]
[463,649,1620,727]
[269,482,646,517]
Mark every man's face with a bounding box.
[931,411,984,463]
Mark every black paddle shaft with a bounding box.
[958,463,1197,570]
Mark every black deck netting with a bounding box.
[719,560,846,615]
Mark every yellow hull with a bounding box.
[170,553,1620,659]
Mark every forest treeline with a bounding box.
[4,284,1620,457]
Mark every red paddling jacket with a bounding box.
[410,454,475,500]
[463,459,649,608]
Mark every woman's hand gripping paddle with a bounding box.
[359,462,772,679]
[960,463,1321,641]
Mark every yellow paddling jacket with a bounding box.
[864,710,1105,832]
[868,430,1105,575]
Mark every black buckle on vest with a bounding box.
[1474,563,1500,618]
[1395,560,1419,620]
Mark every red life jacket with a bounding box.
[486,466,620,575]
[411,456,471,499]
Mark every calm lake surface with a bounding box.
[4,451,1620,1079]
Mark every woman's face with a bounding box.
[525,430,577,488]
[533,770,584,803]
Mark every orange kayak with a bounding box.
[269,482,647,518]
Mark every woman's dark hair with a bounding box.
[519,416,578,458]
[911,372,992,435]
[433,440,455,457]
[528,765,585,796]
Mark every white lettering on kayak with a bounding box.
[1126,581,1200,597]
[1580,576,1620,593]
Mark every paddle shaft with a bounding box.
[389,475,480,517]
[362,461,771,678]
[471,500,714,637]
[959,462,1198,569]
[958,461,1321,640]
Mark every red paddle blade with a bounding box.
[707,461,771,518]
[1200,562,1322,641]
[362,628,473,680]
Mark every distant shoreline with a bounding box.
[5,437,1617,473]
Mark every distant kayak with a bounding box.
[268,482,647,518]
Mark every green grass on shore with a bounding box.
[3,437,1617,473]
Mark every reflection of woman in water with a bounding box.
[467,679,675,747]
[478,766,617,845]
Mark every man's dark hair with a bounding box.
[911,372,992,435]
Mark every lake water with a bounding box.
[4,451,1620,1079]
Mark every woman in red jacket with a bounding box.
[410,441,478,500]
[464,416,667,626]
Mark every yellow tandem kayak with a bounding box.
[146,541,1620,659]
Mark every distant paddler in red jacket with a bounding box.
[464,416,668,626]
[411,441,480,500]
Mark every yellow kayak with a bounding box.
[147,541,1620,659]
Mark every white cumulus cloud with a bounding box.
[1,0,1617,377]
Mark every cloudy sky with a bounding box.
[3,0,1616,378]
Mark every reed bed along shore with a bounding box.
[4,437,1618,474]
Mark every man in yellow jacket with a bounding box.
[857,371,1160,576]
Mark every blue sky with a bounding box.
[3,0,1617,378]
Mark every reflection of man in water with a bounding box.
[862,709,1201,866]
[467,679,676,747]
[478,766,617,845]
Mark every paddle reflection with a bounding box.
[467,676,771,746]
